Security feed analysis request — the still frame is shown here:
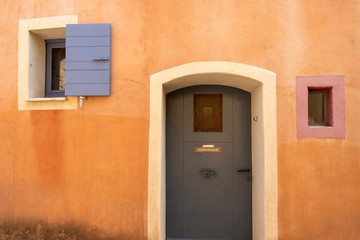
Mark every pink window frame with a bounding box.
[296,75,345,138]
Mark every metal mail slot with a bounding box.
[194,145,222,153]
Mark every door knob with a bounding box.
[237,169,250,173]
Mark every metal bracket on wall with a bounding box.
[79,96,86,109]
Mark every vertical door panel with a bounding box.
[232,88,252,239]
[166,90,185,237]
[184,142,232,239]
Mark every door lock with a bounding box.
[237,169,252,182]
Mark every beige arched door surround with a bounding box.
[148,61,278,240]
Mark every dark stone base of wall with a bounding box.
[0,221,117,240]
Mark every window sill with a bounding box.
[308,126,333,129]
[19,96,78,110]
[26,97,67,102]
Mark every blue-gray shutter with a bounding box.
[65,24,111,96]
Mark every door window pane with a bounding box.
[194,94,222,132]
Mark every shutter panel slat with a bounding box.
[66,47,110,62]
[66,61,109,70]
[65,84,110,96]
[66,37,110,47]
[65,23,111,97]
[66,24,111,37]
[66,71,110,84]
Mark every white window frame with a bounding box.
[18,15,78,110]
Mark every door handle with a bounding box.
[237,169,252,182]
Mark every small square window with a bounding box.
[296,76,345,138]
[308,88,331,126]
[45,39,66,97]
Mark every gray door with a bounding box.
[166,85,252,240]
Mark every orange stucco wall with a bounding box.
[0,0,360,239]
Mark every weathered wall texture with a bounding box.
[0,0,359,239]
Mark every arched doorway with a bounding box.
[148,61,278,240]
